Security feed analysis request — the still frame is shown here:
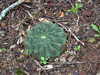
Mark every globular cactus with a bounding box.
[24,22,67,60]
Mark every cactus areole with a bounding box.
[24,22,67,60]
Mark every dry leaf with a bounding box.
[18,55,25,59]
[60,56,66,63]
[2,63,7,68]
[38,18,49,23]
[85,9,91,16]
[70,25,80,33]
[17,36,24,44]
[78,71,84,75]
[59,11,64,17]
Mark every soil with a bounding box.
[0,0,100,75]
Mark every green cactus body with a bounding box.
[24,22,67,60]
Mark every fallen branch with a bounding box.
[0,0,30,20]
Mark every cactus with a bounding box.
[24,22,67,60]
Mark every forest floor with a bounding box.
[0,0,100,75]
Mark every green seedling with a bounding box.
[68,3,82,13]
[75,45,81,56]
[28,13,36,19]
[16,68,27,75]
[75,45,80,51]
[91,24,100,37]
[88,37,95,43]
[0,48,6,52]
[40,57,51,65]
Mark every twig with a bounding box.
[85,64,91,74]
[54,20,84,45]
[22,4,32,8]
[34,60,46,71]
[34,59,86,71]
[23,71,30,75]
[61,61,86,66]
[88,0,92,3]
[68,0,75,8]
[69,29,84,45]
[25,10,35,24]
[0,0,30,20]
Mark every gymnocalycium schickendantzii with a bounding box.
[24,22,67,60]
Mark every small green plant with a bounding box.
[75,45,80,51]
[88,37,95,43]
[91,24,100,37]
[75,45,81,56]
[68,3,82,13]
[16,68,27,75]
[0,48,6,52]
[28,13,36,19]
[40,57,51,65]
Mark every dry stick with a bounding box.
[25,10,35,24]
[68,0,75,8]
[0,0,25,20]
[34,59,86,71]
[23,71,30,75]
[34,60,46,71]
[85,64,91,74]
[0,0,30,20]
[54,20,84,45]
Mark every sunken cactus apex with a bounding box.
[24,22,67,60]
